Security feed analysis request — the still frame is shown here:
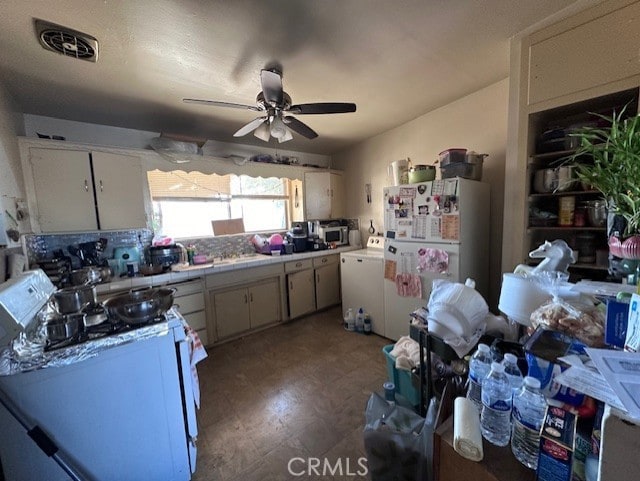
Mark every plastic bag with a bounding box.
[364,392,438,481]
[529,271,605,347]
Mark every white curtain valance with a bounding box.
[143,150,313,181]
[17,137,331,182]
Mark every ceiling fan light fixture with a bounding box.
[270,116,288,139]
[278,127,293,143]
[254,121,271,142]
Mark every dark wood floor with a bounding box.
[192,306,389,481]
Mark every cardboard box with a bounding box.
[524,327,586,406]
[537,406,576,481]
[604,299,629,348]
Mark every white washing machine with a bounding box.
[340,237,385,337]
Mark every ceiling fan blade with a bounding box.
[260,69,283,107]
[283,116,318,139]
[288,102,356,115]
[233,117,267,137]
[183,98,262,111]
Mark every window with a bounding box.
[147,170,295,238]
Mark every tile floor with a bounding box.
[192,306,390,481]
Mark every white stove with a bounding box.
[341,236,385,260]
[340,236,386,337]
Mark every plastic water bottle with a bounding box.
[355,308,365,333]
[466,343,492,412]
[511,376,547,469]
[481,362,512,446]
[502,353,524,398]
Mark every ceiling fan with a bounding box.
[183,69,356,143]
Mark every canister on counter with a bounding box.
[559,196,576,226]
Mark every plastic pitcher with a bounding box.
[388,159,409,185]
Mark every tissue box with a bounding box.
[537,406,576,481]
[605,299,629,349]
[524,327,586,406]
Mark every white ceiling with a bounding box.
[1,0,590,155]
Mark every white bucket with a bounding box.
[388,159,409,185]
[498,273,551,326]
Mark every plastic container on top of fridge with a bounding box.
[440,150,486,181]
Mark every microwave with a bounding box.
[317,225,349,246]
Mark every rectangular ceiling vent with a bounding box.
[35,19,98,62]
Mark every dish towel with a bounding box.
[183,321,208,409]
[453,397,484,462]
[395,273,422,298]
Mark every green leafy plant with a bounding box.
[566,104,640,236]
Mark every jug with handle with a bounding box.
[388,159,409,185]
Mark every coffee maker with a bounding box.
[287,222,308,252]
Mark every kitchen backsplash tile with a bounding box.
[24,229,154,267]
[24,218,359,266]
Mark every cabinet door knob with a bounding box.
[322,258,327,263]
[244,294,248,304]
[290,281,293,290]
[99,180,104,192]
[84,180,89,192]
[249,292,253,303]
[316,273,320,283]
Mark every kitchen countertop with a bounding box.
[95,245,361,294]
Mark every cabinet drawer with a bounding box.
[284,258,313,273]
[182,310,206,331]
[312,254,338,268]
[175,292,205,314]
[170,279,203,297]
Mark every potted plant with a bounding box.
[566,104,640,258]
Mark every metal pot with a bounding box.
[82,304,108,327]
[555,165,578,192]
[104,292,162,325]
[46,313,81,341]
[533,168,556,193]
[53,285,97,314]
[149,245,184,268]
[585,199,607,227]
[69,267,101,286]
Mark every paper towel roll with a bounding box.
[453,397,484,462]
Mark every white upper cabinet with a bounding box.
[304,171,345,220]
[27,147,147,232]
[91,151,147,230]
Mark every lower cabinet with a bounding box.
[285,259,316,319]
[209,277,281,340]
[288,268,316,319]
[314,255,340,310]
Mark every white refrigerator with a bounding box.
[383,178,490,341]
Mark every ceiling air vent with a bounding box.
[35,19,98,62]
